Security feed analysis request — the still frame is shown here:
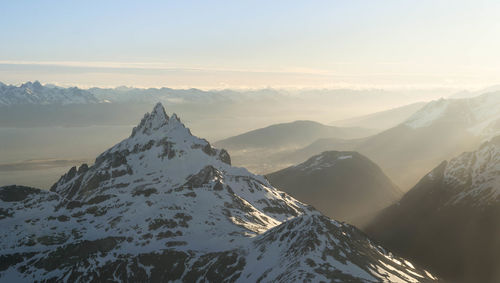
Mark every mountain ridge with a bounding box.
[267,151,401,227]
[215,120,376,150]
[366,136,500,282]
[0,81,100,106]
[0,103,437,282]
[331,102,426,130]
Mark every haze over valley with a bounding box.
[0,81,456,188]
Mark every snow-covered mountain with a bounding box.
[267,151,401,227]
[443,136,500,205]
[0,81,100,106]
[366,136,500,282]
[0,103,437,282]
[330,92,500,190]
[449,85,500,99]
[89,86,283,104]
[404,92,500,141]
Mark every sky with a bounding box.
[1,0,500,89]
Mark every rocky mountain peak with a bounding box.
[1,102,438,282]
[20,80,42,89]
[51,103,233,200]
[442,136,500,205]
[131,102,170,137]
[170,112,180,121]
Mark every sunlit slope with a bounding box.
[331,102,426,131]
[0,103,436,282]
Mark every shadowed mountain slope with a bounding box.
[366,137,500,283]
[0,103,436,282]
[267,151,401,227]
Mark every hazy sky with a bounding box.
[2,0,500,89]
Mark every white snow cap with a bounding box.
[131,102,170,136]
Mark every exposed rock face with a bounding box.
[366,137,500,283]
[0,103,437,282]
[267,151,401,227]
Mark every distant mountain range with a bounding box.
[0,81,437,142]
[0,81,440,108]
[214,121,376,174]
[449,85,500,99]
[0,81,99,106]
[361,91,500,188]
[403,93,500,140]
[215,120,376,150]
[0,81,287,107]
[5,81,500,190]
[366,136,500,283]
[266,151,401,227]
[224,91,500,190]
[0,103,437,282]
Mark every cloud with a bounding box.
[0,159,90,172]
[0,60,334,76]
[0,60,495,90]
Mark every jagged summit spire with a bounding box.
[150,102,169,124]
[170,113,180,122]
[152,102,168,118]
[131,102,170,137]
[21,81,42,89]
